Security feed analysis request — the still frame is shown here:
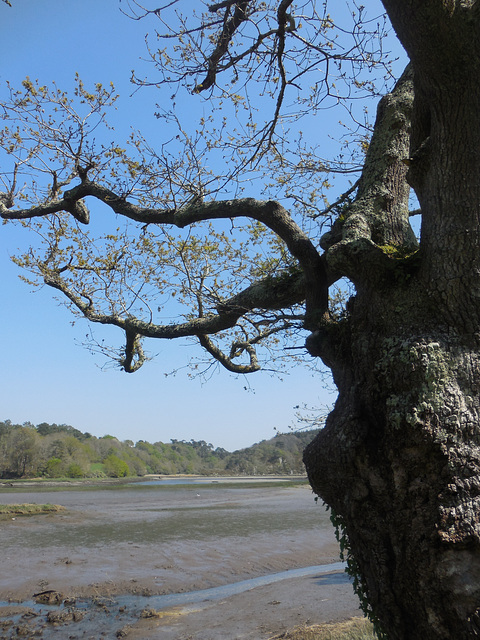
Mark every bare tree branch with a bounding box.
[197,333,260,373]
[194,0,252,93]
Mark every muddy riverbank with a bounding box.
[0,480,362,638]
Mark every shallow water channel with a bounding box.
[0,563,350,639]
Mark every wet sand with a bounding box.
[0,481,362,638]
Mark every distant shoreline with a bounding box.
[0,474,309,489]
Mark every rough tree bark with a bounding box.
[304,3,480,638]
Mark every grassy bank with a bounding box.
[273,617,377,639]
[0,503,65,516]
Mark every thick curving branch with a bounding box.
[216,269,305,314]
[42,265,307,337]
[197,318,300,374]
[43,269,241,338]
[197,334,260,373]
[321,64,417,284]
[42,261,307,372]
[305,65,418,368]
[3,186,328,329]
[122,330,146,373]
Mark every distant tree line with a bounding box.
[0,420,318,479]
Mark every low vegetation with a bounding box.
[272,617,377,639]
[0,419,318,479]
[0,503,65,516]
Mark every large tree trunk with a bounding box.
[304,4,480,638]
[304,301,480,639]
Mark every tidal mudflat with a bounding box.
[0,479,362,639]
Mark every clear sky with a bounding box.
[0,1,400,450]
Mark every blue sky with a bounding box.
[0,1,403,450]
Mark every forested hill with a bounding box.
[0,420,319,479]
